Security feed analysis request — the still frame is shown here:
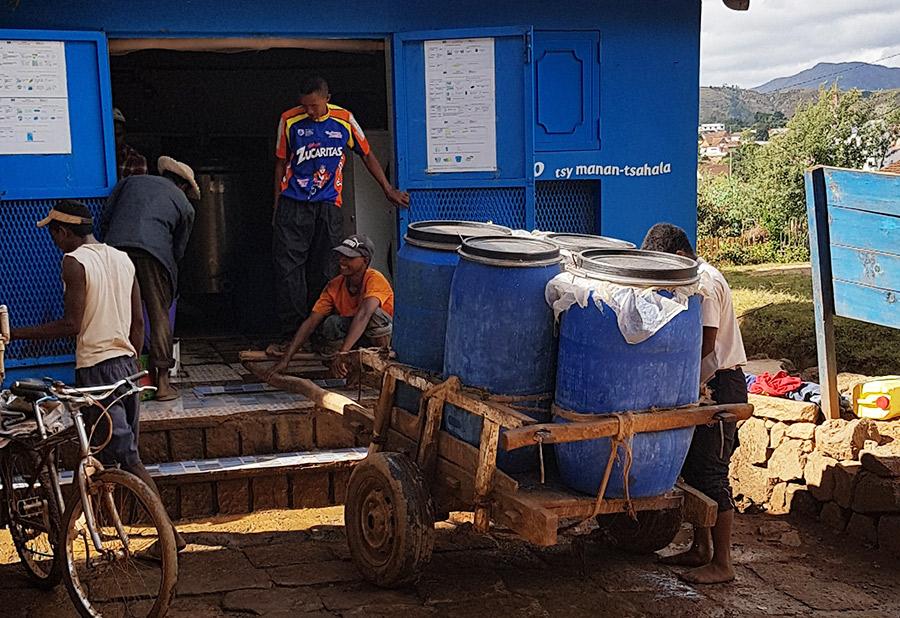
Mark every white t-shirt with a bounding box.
[67,244,137,369]
[697,258,746,384]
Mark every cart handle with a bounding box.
[499,403,753,452]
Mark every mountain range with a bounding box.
[753,62,900,94]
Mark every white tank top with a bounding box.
[67,244,137,368]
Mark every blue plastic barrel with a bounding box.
[392,221,511,412]
[443,236,562,472]
[553,249,702,496]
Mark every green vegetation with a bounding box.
[723,263,900,376]
[699,86,900,265]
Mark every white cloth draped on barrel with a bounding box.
[545,272,700,345]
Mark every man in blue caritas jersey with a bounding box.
[271,77,408,350]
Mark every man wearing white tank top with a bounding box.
[11,200,184,549]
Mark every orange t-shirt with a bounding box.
[312,268,394,318]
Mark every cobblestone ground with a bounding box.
[3,507,898,617]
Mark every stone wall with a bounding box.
[730,393,900,555]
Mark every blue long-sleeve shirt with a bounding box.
[101,175,195,295]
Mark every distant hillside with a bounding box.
[754,62,900,94]
[699,86,900,128]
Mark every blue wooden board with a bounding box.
[833,280,899,329]
[831,245,900,294]
[823,168,900,218]
[829,206,900,258]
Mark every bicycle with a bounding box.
[6,371,179,618]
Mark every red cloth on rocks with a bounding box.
[748,370,803,397]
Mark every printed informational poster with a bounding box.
[0,40,72,155]
[424,38,496,173]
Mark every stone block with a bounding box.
[768,439,807,482]
[859,444,900,478]
[820,502,850,532]
[852,473,900,514]
[158,483,180,520]
[834,461,863,509]
[837,373,869,395]
[730,446,774,505]
[877,515,900,554]
[815,419,881,462]
[275,413,315,451]
[876,420,900,446]
[252,474,289,510]
[768,482,790,515]
[770,422,788,449]
[749,394,818,423]
[239,418,275,455]
[205,423,240,458]
[315,408,358,448]
[786,422,817,441]
[169,428,204,461]
[804,451,837,502]
[847,512,879,545]
[217,478,250,514]
[139,430,170,464]
[769,483,815,516]
[290,470,330,508]
[738,417,770,465]
[180,482,215,519]
[333,465,353,504]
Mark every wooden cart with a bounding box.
[243,348,753,588]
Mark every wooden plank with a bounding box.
[805,167,840,419]
[499,403,753,452]
[473,420,501,533]
[833,280,900,329]
[492,489,559,547]
[239,350,323,362]
[823,167,900,218]
[369,372,397,455]
[676,481,718,528]
[520,485,681,519]
[437,431,518,494]
[829,206,900,258]
[391,406,420,441]
[361,351,536,428]
[831,245,900,293]
[417,395,445,480]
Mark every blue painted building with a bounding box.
[0,0,748,381]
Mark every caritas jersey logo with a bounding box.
[295,143,344,164]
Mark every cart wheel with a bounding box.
[595,508,683,554]
[345,452,435,588]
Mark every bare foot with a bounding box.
[265,342,286,357]
[660,546,713,567]
[154,384,179,401]
[679,561,735,584]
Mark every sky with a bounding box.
[701,0,900,88]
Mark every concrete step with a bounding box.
[56,448,367,522]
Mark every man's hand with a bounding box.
[384,186,410,208]
[266,358,290,381]
[330,354,351,379]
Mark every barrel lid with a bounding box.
[459,236,561,266]
[576,249,699,285]
[544,233,636,251]
[405,220,512,250]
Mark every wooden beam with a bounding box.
[492,490,559,547]
[243,362,362,416]
[417,395,445,481]
[805,167,840,419]
[473,420,500,533]
[500,403,754,451]
[676,481,718,528]
[369,372,397,455]
[240,350,323,362]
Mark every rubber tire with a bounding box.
[345,452,435,588]
[62,468,178,618]
[596,507,684,554]
[1,443,63,589]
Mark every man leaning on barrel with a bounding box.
[268,234,393,379]
[642,222,747,585]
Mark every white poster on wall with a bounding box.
[424,37,496,173]
[0,40,72,155]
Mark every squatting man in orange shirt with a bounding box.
[269,234,393,379]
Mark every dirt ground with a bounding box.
[3,507,899,617]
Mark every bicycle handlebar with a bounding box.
[54,370,154,402]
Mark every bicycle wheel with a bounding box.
[0,443,63,588]
[62,468,177,618]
